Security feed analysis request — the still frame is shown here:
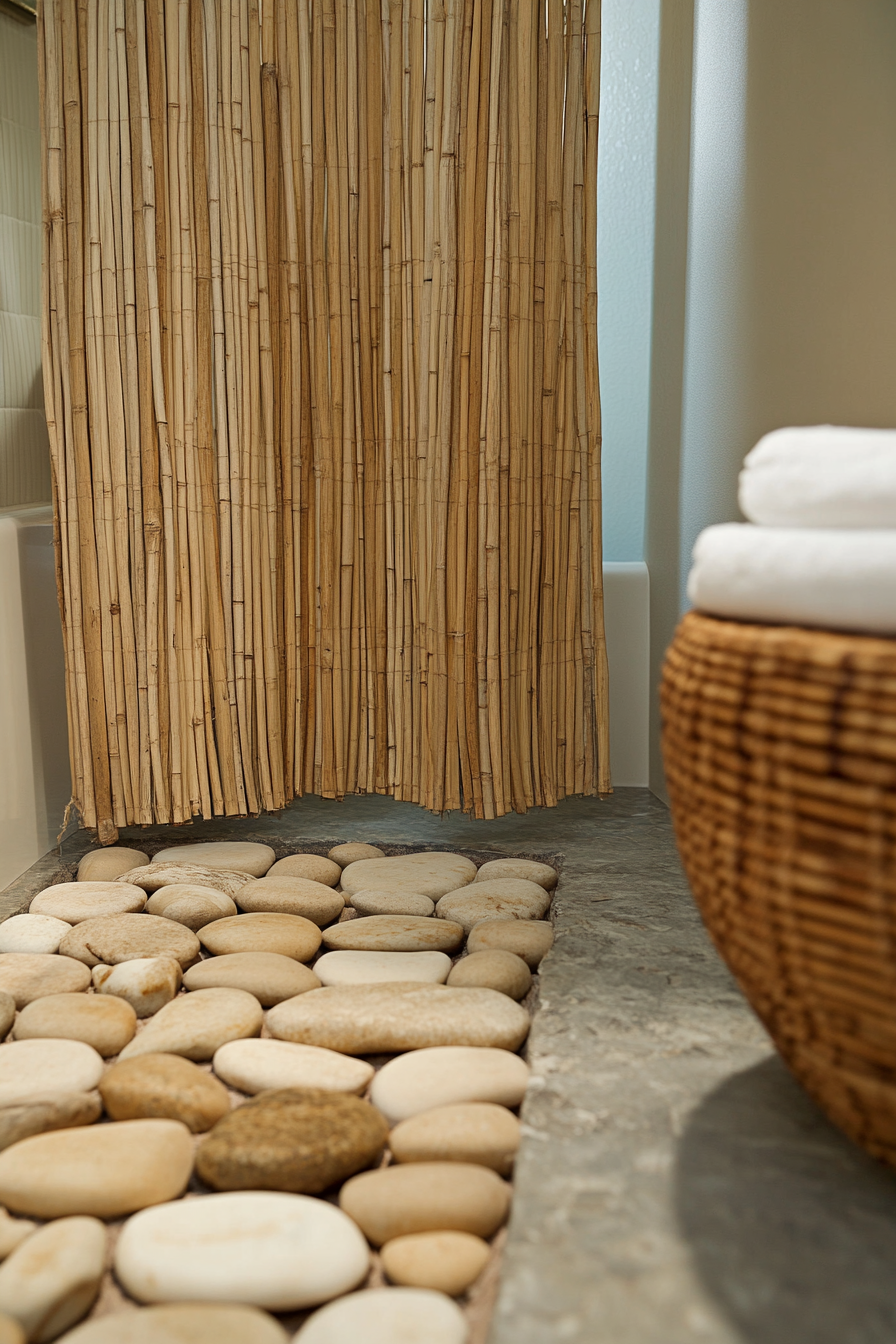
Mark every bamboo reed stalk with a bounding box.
[39,0,609,838]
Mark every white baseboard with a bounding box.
[603,561,650,786]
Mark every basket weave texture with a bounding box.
[662,611,896,1167]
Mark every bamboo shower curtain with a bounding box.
[38,0,608,842]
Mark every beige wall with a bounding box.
[648,0,896,796]
[0,6,51,509]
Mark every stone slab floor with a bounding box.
[4,788,896,1344]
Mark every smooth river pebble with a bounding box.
[0,1119,193,1219]
[59,1304,289,1344]
[92,956,182,1017]
[115,1191,370,1310]
[118,864,250,899]
[0,955,90,1009]
[199,913,321,962]
[145,885,238,930]
[77,847,149,883]
[435,879,550,933]
[0,1216,106,1343]
[100,1053,231,1132]
[295,1288,468,1344]
[267,854,342,887]
[0,1209,36,1258]
[0,1093,101,1154]
[389,1102,521,1175]
[328,843,385,866]
[340,852,476,899]
[13,993,136,1056]
[466,919,554,968]
[446,949,532,1000]
[340,1162,511,1244]
[184,952,320,1005]
[267,983,530,1055]
[0,991,14,1038]
[313,950,450,987]
[214,1038,373,1096]
[371,1046,530,1123]
[0,1315,23,1344]
[59,914,200,969]
[152,842,276,876]
[0,915,72,956]
[196,1088,388,1194]
[349,889,435,917]
[321,915,463,954]
[118,987,263,1062]
[473,858,557,889]
[236,877,344,927]
[381,1230,491,1296]
[0,1039,103,1107]
[30,882,147,923]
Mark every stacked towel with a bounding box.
[688,426,896,635]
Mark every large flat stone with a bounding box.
[59,915,200,969]
[340,853,476,899]
[266,983,530,1054]
[152,843,275,876]
[30,882,146,923]
[321,916,463,954]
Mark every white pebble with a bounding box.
[0,916,72,956]
[294,1288,467,1344]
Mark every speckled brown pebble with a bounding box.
[196,1089,389,1195]
[100,1053,231,1132]
[446,949,532,1000]
[267,854,342,887]
[236,878,344,928]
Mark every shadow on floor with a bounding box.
[675,1056,896,1344]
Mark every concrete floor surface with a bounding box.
[3,788,896,1343]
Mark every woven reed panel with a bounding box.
[662,610,896,1168]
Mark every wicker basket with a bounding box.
[662,610,896,1168]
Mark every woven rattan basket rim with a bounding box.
[681,610,896,667]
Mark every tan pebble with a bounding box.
[100,1053,231,1133]
[0,1094,102,1154]
[0,1215,106,1343]
[466,919,554,968]
[151,841,276,876]
[267,854,342,887]
[0,1040,103,1108]
[199,913,321,962]
[390,1103,521,1175]
[196,1088,389,1195]
[0,956,90,1009]
[77,847,149,883]
[474,858,558,889]
[117,987,263,1062]
[184,952,320,1006]
[0,1314,24,1344]
[328,843,385,867]
[0,1119,193,1219]
[381,1230,492,1295]
[340,853,476,899]
[0,1209,38,1259]
[371,1046,529,1124]
[92,957,182,1017]
[436,879,550,933]
[213,1039,373,1096]
[117,864,250,899]
[58,1304,289,1344]
[446,949,532,1000]
[147,892,238,932]
[0,916,72,956]
[294,1288,467,1343]
[236,878,344,927]
[321,915,462,954]
[30,882,147,923]
[267,983,530,1055]
[339,1162,511,1245]
[13,993,136,1056]
[0,992,14,1037]
[59,915,200,970]
[349,890,435,918]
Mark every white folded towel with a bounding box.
[687,524,896,635]
[739,425,896,529]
